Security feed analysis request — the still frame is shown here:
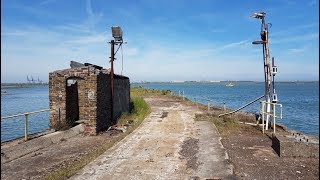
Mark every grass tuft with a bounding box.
[43,87,159,180]
[195,113,247,137]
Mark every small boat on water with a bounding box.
[226,82,234,87]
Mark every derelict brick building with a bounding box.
[49,62,130,135]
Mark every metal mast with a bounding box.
[109,26,124,125]
[252,12,272,130]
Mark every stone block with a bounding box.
[272,133,319,158]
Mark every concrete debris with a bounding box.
[126,120,134,125]
[106,120,134,133]
[160,111,169,118]
[107,125,127,133]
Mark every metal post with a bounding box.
[273,103,276,134]
[182,91,185,100]
[58,108,61,123]
[261,102,265,134]
[25,113,29,141]
[280,104,283,119]
[194,98,198,108]
[110,40,115,124]
[265,29,272,130]
[252,13,272,131]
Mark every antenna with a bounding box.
[251,12,281,134]
[271,57,278,103]
[252,11,272,130]
[251,12,265,19]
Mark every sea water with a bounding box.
[133,83,319,136]
[1,86,49,142]
[1,83,319,142]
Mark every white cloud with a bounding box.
[271,23,318,37]
[65,33,107,44]
[214,39,251,51]
[271,33,319,44]
[39,0,57,6]
[111,40,265,82]
[54,24,92,34]
[1,30,27,36]
[277,61,319,81]
[287,47,307,54]
[211,28,225,33]
[1,24,110,83]
[1,0,318,83]
[84,0,103,34]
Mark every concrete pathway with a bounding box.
[70,96,234,180]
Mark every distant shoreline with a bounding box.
[1,83,48,89]
[131,81,319,84]
[1,81,318,88]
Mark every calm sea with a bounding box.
[132,83,319,136]
[1,83,319,142]
[1,86,49,142]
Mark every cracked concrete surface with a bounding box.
[70,96,234,180]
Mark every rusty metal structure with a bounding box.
[252,12,279,131]
[218,12,283,133]
[109,26,124,123]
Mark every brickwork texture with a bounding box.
[49,65,130,135]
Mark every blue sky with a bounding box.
[1,0,319,83]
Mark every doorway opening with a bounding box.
[66,77,81,128]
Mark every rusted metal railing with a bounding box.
[178,92,226,111]
[218,95,264,117]
[194,97,225,111]
[1,109,50,141]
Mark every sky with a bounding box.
[1,0,319,83]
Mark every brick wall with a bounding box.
[96,72,112,132]
[113,75,130,120]
[49,65,130,135]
